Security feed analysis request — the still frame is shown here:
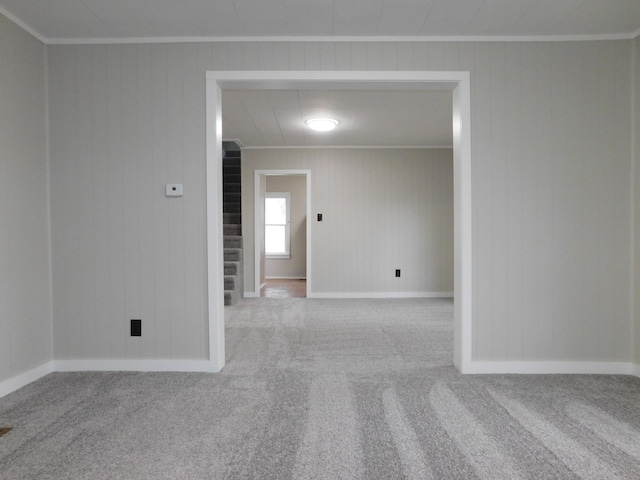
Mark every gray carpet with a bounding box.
[1,298,640,479]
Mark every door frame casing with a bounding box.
[254,170,312,297]
[205,71,472,373]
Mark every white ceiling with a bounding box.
[0,0,639,43]
[222,89,453,148]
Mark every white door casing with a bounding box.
[205,71,472,373]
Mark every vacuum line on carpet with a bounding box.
[430,383,524,480]
[382,387,433,480]
[487,388,621,479]
[566,401,640,460]
[292,374,364,480]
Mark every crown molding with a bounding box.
[45,33,638,46]
[0,5,47,44]
[0,6,637,46]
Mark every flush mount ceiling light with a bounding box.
[305,118,339,132]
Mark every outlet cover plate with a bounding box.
[166,184,183,197]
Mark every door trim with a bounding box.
[254,170,312,298]
[205,71,472,373]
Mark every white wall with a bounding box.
[47,40,633,364]
[0,14,51,383]
[634,35,640,366]
[48,45,208,361]
[265,175,307,279]
[245,148,453,295]
[259,174,266,287]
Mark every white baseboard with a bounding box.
[309,291,454,299]
[53,359,212,373]
[466,361,635,375]
[0,361,55,398]
[2,359,638,399]
[0,359,213,398]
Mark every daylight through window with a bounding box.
[265,192,290,258]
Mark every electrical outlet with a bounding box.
[165,184,183,197]
[395,269,401,277]
[130,319,141,337]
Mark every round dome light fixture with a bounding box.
[306,117,339,132]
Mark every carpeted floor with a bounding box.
[1,298,640,479]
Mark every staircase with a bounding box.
[223,148,243,306]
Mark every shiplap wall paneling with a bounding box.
[49,44,209,361]
[134,45,157,360]
[582,41,630,361]
[47,39,633,365]
[50,46,79,359]
[184,45,209,361]
[87,46,109,358]
[431,150,455,290]
[468,41,632,361]
[243,148,454,296]
[470,42,495,360]
[635,35,640,365]
[488,43,509,361]
[150,44,172,359]
[611,40,634,362]
[106,46,126,360]
[0,15,51,383]
[503,43,525,361]
[121,45,142,359]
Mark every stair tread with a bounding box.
[223,151,242,306]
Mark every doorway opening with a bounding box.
[206,71,472,373]
[254,170,311,298]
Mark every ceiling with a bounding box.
[2,1,638,149]
[222,89,453,148]
[1,0,639,43]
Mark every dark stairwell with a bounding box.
[223,145,243,306]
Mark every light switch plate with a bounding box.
[166,184,183,197]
